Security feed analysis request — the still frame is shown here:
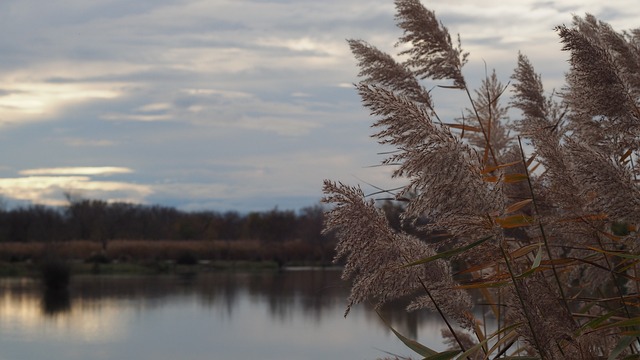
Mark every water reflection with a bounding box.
[0,269,451,360]
[41,288,71,316]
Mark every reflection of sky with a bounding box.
[0,272,457,360]
[0,293,131,344]
[1,1,639,212]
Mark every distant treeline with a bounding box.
[0,199,331,245]
[0,199,409,267]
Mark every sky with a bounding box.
[0,0,639,212]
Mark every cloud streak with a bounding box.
[19,167,133,176]
[0,176,151,206]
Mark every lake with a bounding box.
[0,268,448,360]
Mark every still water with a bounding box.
[0,268,447,360]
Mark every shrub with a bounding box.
[39,258,71,291]
[175,251,199,265]
[324,1,640,359]
[85,251,111,264]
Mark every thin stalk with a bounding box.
[463,86,498,166]
[500,243,546,358]
[416,276,472,359]
[497,263,503,356]
[491,338,517,359]
[397,242,471,358]
[635,264,640,309]
[517,136,571,316]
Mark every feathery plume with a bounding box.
[394,0,468,88]
[326,1,640,357]
[322,180,473,328]
[462,69,512,158]
[348,39,433,107]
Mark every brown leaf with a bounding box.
[495,214,535,228]
[443,123,482,132]
[505,199,533,214]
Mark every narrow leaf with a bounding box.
[478,288,500,320]
[437,84,465,89]
[485,174,528,183]
[531,244,543,269]
[480,160,521,174]
[560,213,609,223]
[376,310,437,357]
[620,149,633,164]
[456,281,509,289]
[443,123,482,132]
[586,247,640,260]
[424,350,462,360]
[608,336,636,360]
[454,323,522,360]
[483,329,520,359]
[495,215,534,229]
[504,173,528,183]
[510,243,542,259]
[620,355,640,360]
[529,161,541,173]
[505,199,533,214]
[594,316,640,331]
[403,236,493,267]
[525,154,536,168]
[515,244,544,279]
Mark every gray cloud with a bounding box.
[0,0,638,211]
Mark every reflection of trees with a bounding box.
[0,270,450,341]
[42,288,71,316]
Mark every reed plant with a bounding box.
[323,1,640,359]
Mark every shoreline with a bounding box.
[0,259,341,278]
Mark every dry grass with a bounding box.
[326,1,640,358]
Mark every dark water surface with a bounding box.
[0,269,446,360]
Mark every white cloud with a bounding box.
[256,36,345,56]
[137,102,173,112]
[101,113,172,122]
[0,81,122,124]
[6,166,147,206]
[179,88,252,98]
[19,167,133,176]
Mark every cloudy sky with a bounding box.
[0,0,638,212]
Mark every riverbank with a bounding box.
[0,239,336,277]
[0,259,299,277]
